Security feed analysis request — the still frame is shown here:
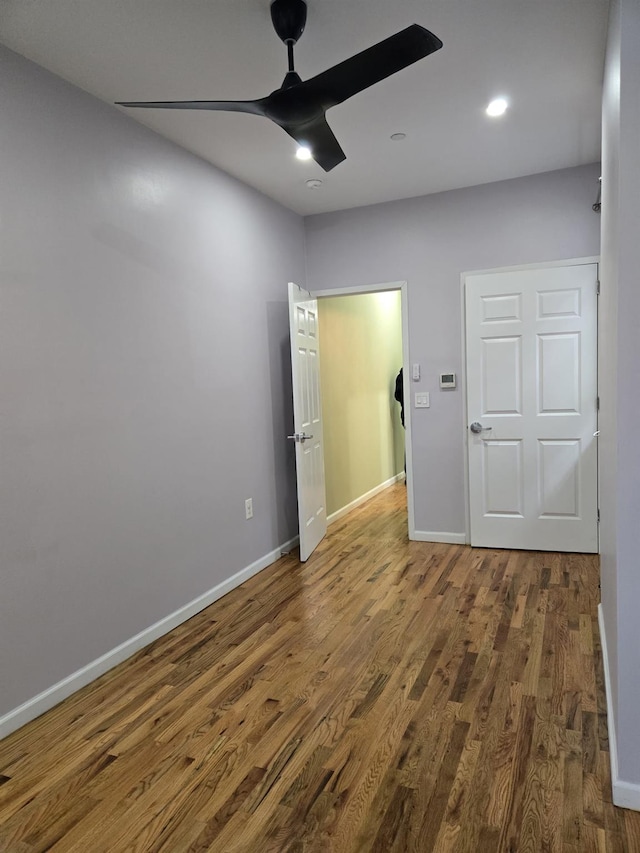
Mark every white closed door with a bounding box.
[465,263,598,552]
[288,282,327,561]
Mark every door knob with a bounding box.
[470,422,492,434]
[287,432,314,442]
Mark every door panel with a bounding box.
[538,439,580,517]
[481,336,522,414]
[483,440,524,516]
[466,264,598,552]
[288,282,327,561]
[538,333,581,413]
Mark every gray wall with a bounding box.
[0,46,304,717]
[600,0,640,788]
[304,165,601,537]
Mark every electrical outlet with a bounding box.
[245,498,253,520]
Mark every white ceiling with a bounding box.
[0,0,608,216]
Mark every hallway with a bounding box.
[0,484,637,851]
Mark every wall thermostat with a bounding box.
[440,372,457,389]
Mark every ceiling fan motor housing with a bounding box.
[271,0,307,45]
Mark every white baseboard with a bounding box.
[411,530,467,545]
[0,535,300,742]
[598,603,640,811]
[327,472,405,525]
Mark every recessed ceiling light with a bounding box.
[390,132,407,141]
[306,179,323,189]
[486,98,508,117]
[296,146,312,161]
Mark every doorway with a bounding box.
[313,282,415,539]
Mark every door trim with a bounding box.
[460,257,600,548]
[311,281,415,540]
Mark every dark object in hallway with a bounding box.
[395,367,404,426]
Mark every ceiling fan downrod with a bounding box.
[271,0,307,87]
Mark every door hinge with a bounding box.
[597,508,601,523]
[597,280,601,295]
[597,395,600,410]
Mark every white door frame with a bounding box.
[311,281,416,540]
[460,256,600,547]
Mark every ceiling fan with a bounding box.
[116,0,442,172]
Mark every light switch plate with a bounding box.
[412,363,420,381]
[415,392,430,408]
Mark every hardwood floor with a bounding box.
[1,484,639,852]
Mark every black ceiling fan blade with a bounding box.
[116,99,268,117]
[302,24,442,109]
[282,116,346,172]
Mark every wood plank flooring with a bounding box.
[1,484,639,852]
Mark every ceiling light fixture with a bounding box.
[296,145,312,161]
[486,98,508,117]
[390,132,407,141]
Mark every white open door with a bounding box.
[288,282,327,561]
[465,263,598,552]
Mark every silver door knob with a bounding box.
[470,422,492,434]
[287,432,314,442]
